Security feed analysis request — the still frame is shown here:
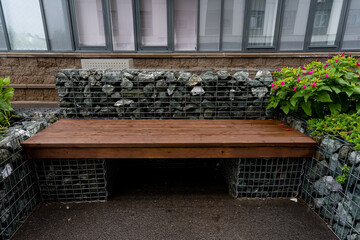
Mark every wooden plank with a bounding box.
[22,119,316,159]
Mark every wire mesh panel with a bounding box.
[224,158,307,198]
[34,159,108,202]
[0,138,39,240]
[55,69,274,120]
[302,138,360,240]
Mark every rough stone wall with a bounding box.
[0,56,330,102]
[56,69,273,119]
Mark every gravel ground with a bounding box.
[12,168,337,240]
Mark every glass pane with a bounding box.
[310,0,344,46]
[280,0,311,50]
[199,0,221,51]
[111,0,135,51]
[43,0,72,51]
[174,0,197,51]
[2,0,47,50]
[0,18,7,50]
[140,0,168,46]
[248,0,278,47]
[342,0,360,50]
[222,0,245,51]
[74,0,105,47]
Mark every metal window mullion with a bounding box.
[39,0,51,51]
[168,0,174,51]
[303,0,317,51]
[275,0,285,52]
[0,0,10,51]
[196,0,200,52]
[338,0,352,51]
[132,0,138,51]
[103,0,113,51]
[219,0,224,51]
[64,0,76,51]
[242,0,251,52]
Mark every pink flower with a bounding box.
[281,81,285,85]
[280,123,285,125]
[271,83,275,87]
[302,66,306,70]
[294,87,297,91]
[302,72,307,75]
[358,76,360,79]
[312,82,316,87]
[278,68,281,71]
[286,128,292,131]
[272,87,277,91]
[303,84,306,89]
[308,70,313,75]
[324,64,327,68]
[336,58,338,63]
[319,76,321,79]
[325,73,329,78]
[356,62,360,67]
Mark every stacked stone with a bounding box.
[36,159,107,202]
[55,69,273,119]
[281,115,360,240]
[0,110,58,239]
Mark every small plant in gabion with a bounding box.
[335,164,350,185]
[0,77,15,133]
[267,54,360,118]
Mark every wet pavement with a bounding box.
[12,167,337,240]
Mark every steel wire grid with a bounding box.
[224,158,307,198]
[0,138,39,240]
[34,159,108,202]
[56,69,273,120]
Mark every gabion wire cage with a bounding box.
[55,69,274,120]
[0,137,39,240]
[34,159,108,202]
[224,158,307,198]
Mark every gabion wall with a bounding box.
[55,69,273,119]
[224,158,306,198]
[281,115,360,240]
[0,111,58,240]
[34,159,107,202]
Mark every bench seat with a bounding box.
[22,119,316,159]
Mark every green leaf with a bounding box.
[0,98,13,111]
[276,89,287,99]
[315,91,332,102]
[331,86,341,94]
[357,103,360,112]
[293,91,304,98]
[301,101,312,116]
[318,86,332,92]
[3,77,10,86]
[290,96,298,107]
[335,78,349,86]
[344,87,354,97]
[281,103,291,114]
[329,103,341,115]
[353,86,360,95]
[304,92,312,102]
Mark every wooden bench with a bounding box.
[22,119,316,159]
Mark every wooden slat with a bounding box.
[22,119,316,159]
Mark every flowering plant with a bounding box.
[267,54,360,118]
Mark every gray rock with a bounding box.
[217,71,230,79]
[255,70,272,80]
[187,74,202,86]
[154,71,165,79]
[334,202,353,226]
[314,176,343,196]
[344,191,360,221]
[178,72,192,82]
[57,86,68,98]
[183,104,196,111]
[102,72,121,83]
[79,70,90,79]
[332,223,350,240]
[339,146,352,160]
[167,84,176,96]
[121,89,145,98]
[143,83,155,96]
[83,85,91,98]
[114,99,134,107]
[102,84,115,95]
[191,86,205,96]
[155,79,168,90]
[138,72,155,82]
[165,71,176,82]
[121,78,133,90]
[83,99,92,108]
[321,136,343,158]
[172,91,183,100]
[329,153,342,174]
[233,72,249,83]
[123,72,134,80]
[201,72,218,82]
[349,151,360,165]
[248,80,263,87]
[204,109,214,118]
[251,87,268,98]
[202,99,215,109]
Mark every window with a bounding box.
[247,0,279,47]
[0,16,7,50]
[199,0,221,51]
[72,0,107,48]
[222,0,245,51]
[342,0,360,50]
[2,0,47,50]
[110,0,135,51]
[138,0,168,48]
[43,0,73,51]
[310,0,344,46]
[279,0,311,51]
[174,0,197,51]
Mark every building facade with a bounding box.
[0,0,359,102]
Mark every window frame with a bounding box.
[134,0,174,52]
[69,0,113,51]
[0,0,10,51]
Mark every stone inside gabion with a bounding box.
[55,70,273,119]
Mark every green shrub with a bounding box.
[307,113,360,150]
[267,54,360,118]
[0,77,15,132]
